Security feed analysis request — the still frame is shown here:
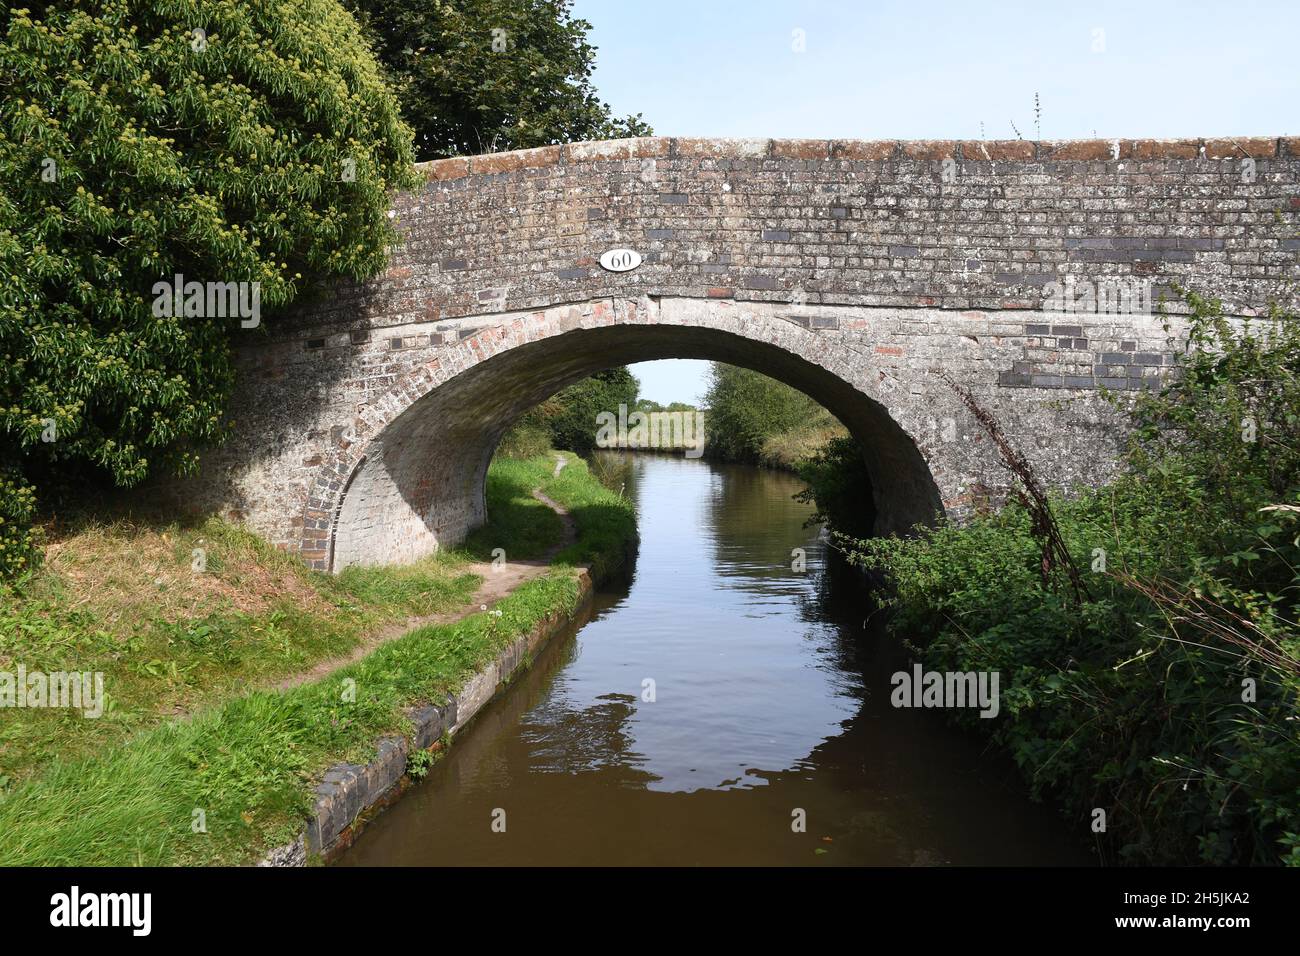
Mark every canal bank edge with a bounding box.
[258,562,606,866]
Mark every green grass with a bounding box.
[542,456,639,580]
[0,572,581,865]
[0,450,634,865]
[0,519,481,787]
[463,453,638,579]
[462,457,567,560]
[331,558,480,617]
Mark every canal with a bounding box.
[336,452,1090,866]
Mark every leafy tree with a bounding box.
[0,0,417,568]
[702,364,826,462]
[501,367,639,458]
[631,399,697,414]
[344,0,651,160]
[541,366,639,456]
[0,470,39,578]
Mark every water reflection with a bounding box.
[336,452,1091,866]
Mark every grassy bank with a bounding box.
[462,453,636,580]
[757,417,849,470]
[0,452,633,865]
[0,521,481,788]
[836,298,1300,866]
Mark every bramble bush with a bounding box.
[838,294,1300,865]
[0,0,417,571]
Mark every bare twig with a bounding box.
[940,373,1091,604]
[1115,570,1300,675]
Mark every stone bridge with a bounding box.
[182,136,1300,570]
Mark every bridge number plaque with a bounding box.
[599,248,642,273]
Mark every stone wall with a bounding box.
[179,136,1300,569]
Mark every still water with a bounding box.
[337,452,1091,866]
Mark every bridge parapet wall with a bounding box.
[276,134,1300,342]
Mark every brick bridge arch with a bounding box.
[182,135,1299,569]
[312,295,948,570]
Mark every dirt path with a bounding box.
[276,472,576,692]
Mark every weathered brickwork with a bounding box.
[174,137,1300,570]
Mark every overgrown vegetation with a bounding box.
[0,449,633,864]
[837,294,1300,865]
[794,436,875,539]
[0,0,418,571]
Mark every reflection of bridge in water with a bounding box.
[335,453,1093,866]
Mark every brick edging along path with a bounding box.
[259,479,603,865]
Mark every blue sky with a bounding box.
[571,0,1299,403]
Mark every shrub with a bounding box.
[0,0,418,570]
[794,436,874,538]
[702,363,832,463]
[838,294,1300,865]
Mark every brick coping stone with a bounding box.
[417,135,1300,181]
